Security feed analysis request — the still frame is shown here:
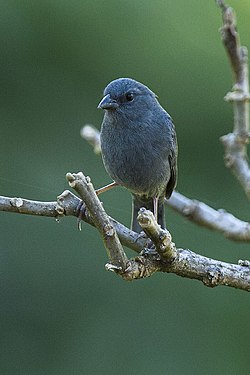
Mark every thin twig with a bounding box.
[80,124,101,154]
[0,188,249,291]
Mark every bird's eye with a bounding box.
[125,92,134,102]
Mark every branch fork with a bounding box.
[1,2,250,291]
[65,173,176,281]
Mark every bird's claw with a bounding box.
[135,231,158,256]
[140,247,159,257]
[76,200,86,231]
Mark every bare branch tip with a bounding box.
[216,0,228,13]
[105,262,123,273]
[66,172,75,185]
[137,208,159,229]
[66,172,92,190]
[80,124,101,154]
[103,223,115,237]
[55,203,65,216]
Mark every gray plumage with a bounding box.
[98,78,177,233]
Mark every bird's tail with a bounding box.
[131,194,165,233]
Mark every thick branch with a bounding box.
[119,209,250,291]
[163,248,250,291]
[117,247,250,291]
[217,1,250,198]
[0,195,64,217]
[0,184,249,291]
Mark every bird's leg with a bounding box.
[76,181,118,230]
[138,196,161,256]
[153,196,159,222]
[95,181,118,195]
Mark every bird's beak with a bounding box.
[97,94,118,110]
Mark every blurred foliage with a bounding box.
[0,1,250,374]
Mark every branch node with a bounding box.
[202,265,222,288]
[66,172,92,190]
[224,90,250,102]
[238,259,250,267]
[55,203,65,216]
[119,255,161,281]
[10,197,24,209]
[224,154,234,168]
[103,223,115,237]
[56,190,81,217]
[182,201,197,217]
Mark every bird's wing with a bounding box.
[166,121,178,199]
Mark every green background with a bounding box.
[0,1,250,374]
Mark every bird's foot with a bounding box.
[140,245,159,258]
[135,231,159,257]
[76,200,87,231]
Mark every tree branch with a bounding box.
[0,191,148,254]
[167,191,250,241]
[0,176,249,291]
[80,124,101,154]
[66,172,128,271]
[137,208,177,261]
[217,0,250,198]
[1,2,250,292]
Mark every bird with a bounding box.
[98,78,177,233]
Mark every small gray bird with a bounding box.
[98,78,177,233]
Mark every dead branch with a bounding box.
[217,0,250,198]
[0,174,249,291]
[1,2,250,292]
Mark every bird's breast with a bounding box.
[100,120,171,198]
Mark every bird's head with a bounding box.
[98,78,158,120]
